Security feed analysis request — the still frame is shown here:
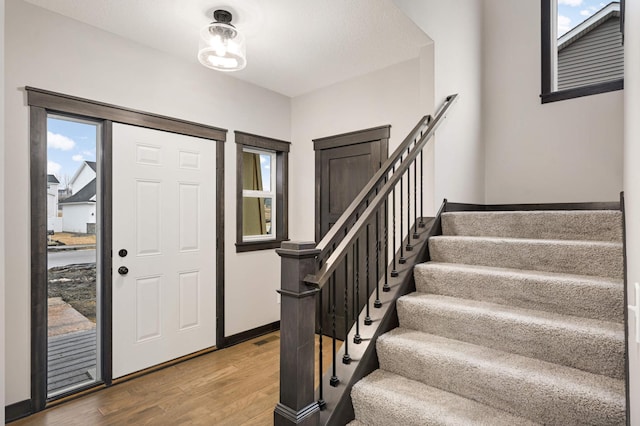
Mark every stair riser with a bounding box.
[377,334,625,426]
[429,237,623,279]
[414,264,624,323]
[441,211,622,242]
[397,297,625,379]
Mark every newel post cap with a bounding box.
[276,241,320,259]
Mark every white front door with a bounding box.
[112,124,216,378]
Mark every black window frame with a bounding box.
[235,131,289,252]
[541,0,624,104]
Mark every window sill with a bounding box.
[235,239,289,253]
[541,79,623,104]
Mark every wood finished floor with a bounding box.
[14,332,336,425]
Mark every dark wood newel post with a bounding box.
[275,241,321,426]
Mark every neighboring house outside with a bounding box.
[557,2,623,90]
[46,174,62,233]
[58,186,71,204]
[60,161,97,233]
[68,161,96,195]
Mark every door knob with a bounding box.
[118,266,129,276]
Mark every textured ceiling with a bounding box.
[22,0,432,97]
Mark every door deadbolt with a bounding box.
[119,249,128,258]
[118,266,129,276]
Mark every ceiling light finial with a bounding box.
[197,8,246,72]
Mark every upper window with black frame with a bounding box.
[541,0,624,103]
[235,131,289,252]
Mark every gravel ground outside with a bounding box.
[48,263,97,323]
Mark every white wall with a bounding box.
[624,0,640,422]
[482,0,623,204]
[69,163,95,195]
[289,58,429,240]
[1,0,6,420]
[393,0,485,205]
[4,0,291,405]
[61,203,95,233]
[47,183,58,218]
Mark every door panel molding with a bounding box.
[111,124,216,378]
[27,88,226,414]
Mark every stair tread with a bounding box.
[377,329,625,425]
[400,293,623,335]
[441,210,622,242]
[416,261,624,284]
[414,262,624,323]
[398,293,624,378]
[429,235,623,279]
[379,328,625,396]
[431,234,623,247]
[352,369,540,426]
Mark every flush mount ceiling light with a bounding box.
[198,9,246,72]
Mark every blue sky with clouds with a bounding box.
[557,0,613,36]
[47,117,97,186]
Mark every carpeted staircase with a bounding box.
[350,210,626,425]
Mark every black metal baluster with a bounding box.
[317,284,325,409]
[419,148,425,228]
[399,159,406,264]
[413,156,419,238]
[354,240,362,344]
[364,224,372,325]
[342,250,351,365]
[406,146,413,252]
[384,175,391,289]
[330,270,339,386]
[391,165,399,276]
[374,191,382,307]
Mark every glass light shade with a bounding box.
[198,22,246,72]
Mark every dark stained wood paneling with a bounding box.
[444,201,621,212]
[620,191,631,423]
[234,131,290,253]
[224,321,280,347]
[30,106,48,412]
[326,147,373,216]
[235,131,290,152]
[216,140,226,348]
[5,399,33,423]
[100,121,113,385]
[314,127,389,337]
[313,125,390,151]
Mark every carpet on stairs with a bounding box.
[350,209,626,426]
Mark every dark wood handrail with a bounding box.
[306,94,459,288]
